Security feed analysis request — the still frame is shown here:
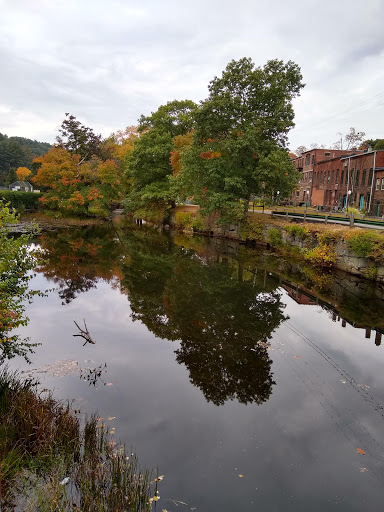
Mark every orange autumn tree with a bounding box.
[33,115,129,216]
[16,167,32,182]
[33,147,125,216]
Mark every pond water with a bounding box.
[10,219,384,511]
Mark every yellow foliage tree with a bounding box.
[16,167,32,182]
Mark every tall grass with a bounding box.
[0,367,155,511]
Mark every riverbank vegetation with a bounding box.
[0,204,157,509]
[238,213,384,277]
[0,367,155,511]
[0,190,42,212]
[0,201,42,362]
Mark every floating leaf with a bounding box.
[107,416,116,421]
[360,467,368,472]
[155,475,164,482]
[356,448,366,455]
[106,382,113,386]
[238,474,244,478]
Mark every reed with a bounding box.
[0,367,155,511]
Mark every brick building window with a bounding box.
[341,170,344,185]
[351,169,355,186]
[305,154,310,165]
[368,169,373,186]
[311,155,315,164]
[331,170,334,183]
[361,169,366,186]
[355,170,360,187]
[381,178,384,191]
[336,170,339,184]
[376,178,380,190]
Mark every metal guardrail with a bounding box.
[270,210,384,228]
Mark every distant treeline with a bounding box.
[0,133,51,186]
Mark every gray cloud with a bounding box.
[0,0,383,149]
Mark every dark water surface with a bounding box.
[11,220,384,511]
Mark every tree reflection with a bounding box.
[121,231,287,406]
[36,225,123,304]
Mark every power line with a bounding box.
[295,90,384,133]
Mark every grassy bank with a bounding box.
[172,209,384,280]
[0,367,157,511]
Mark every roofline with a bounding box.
[340,150,384,160]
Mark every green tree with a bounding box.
[177,58,304,221]
[138,99,196,135]
[124,100,197,221]
[56,113,103,161]
[0,202,41,362]
[374,139,384,150]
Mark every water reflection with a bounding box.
[36,225,123,304]
[80,362,108,387]
[34,222,384,406]
[119,230,286,405]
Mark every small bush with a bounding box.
[175,212,193,228]
[285,224,309,240]
[304,244,336,267]
[241,217,266,241]
[267,228,283,247]
[317,230,342,245]
[364,266,378,280]
[87,204,110,218]
[346,231,380,258]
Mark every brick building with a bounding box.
[311,150,384,213]
[292,149,351,205]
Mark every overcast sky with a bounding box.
[1,0,383,152]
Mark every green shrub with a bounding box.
[192,214,208,232]
[317,230,342,245]
[346,231,380,258]
[267,227,283,247]
[175,211,193,228]
[0,191,42,212]
[364,265,378,280]
[285,224,309,240]
[240,217,265,241]
[87,204,110,218]
[304,244,336,267]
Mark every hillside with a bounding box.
[0,133,52,186]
